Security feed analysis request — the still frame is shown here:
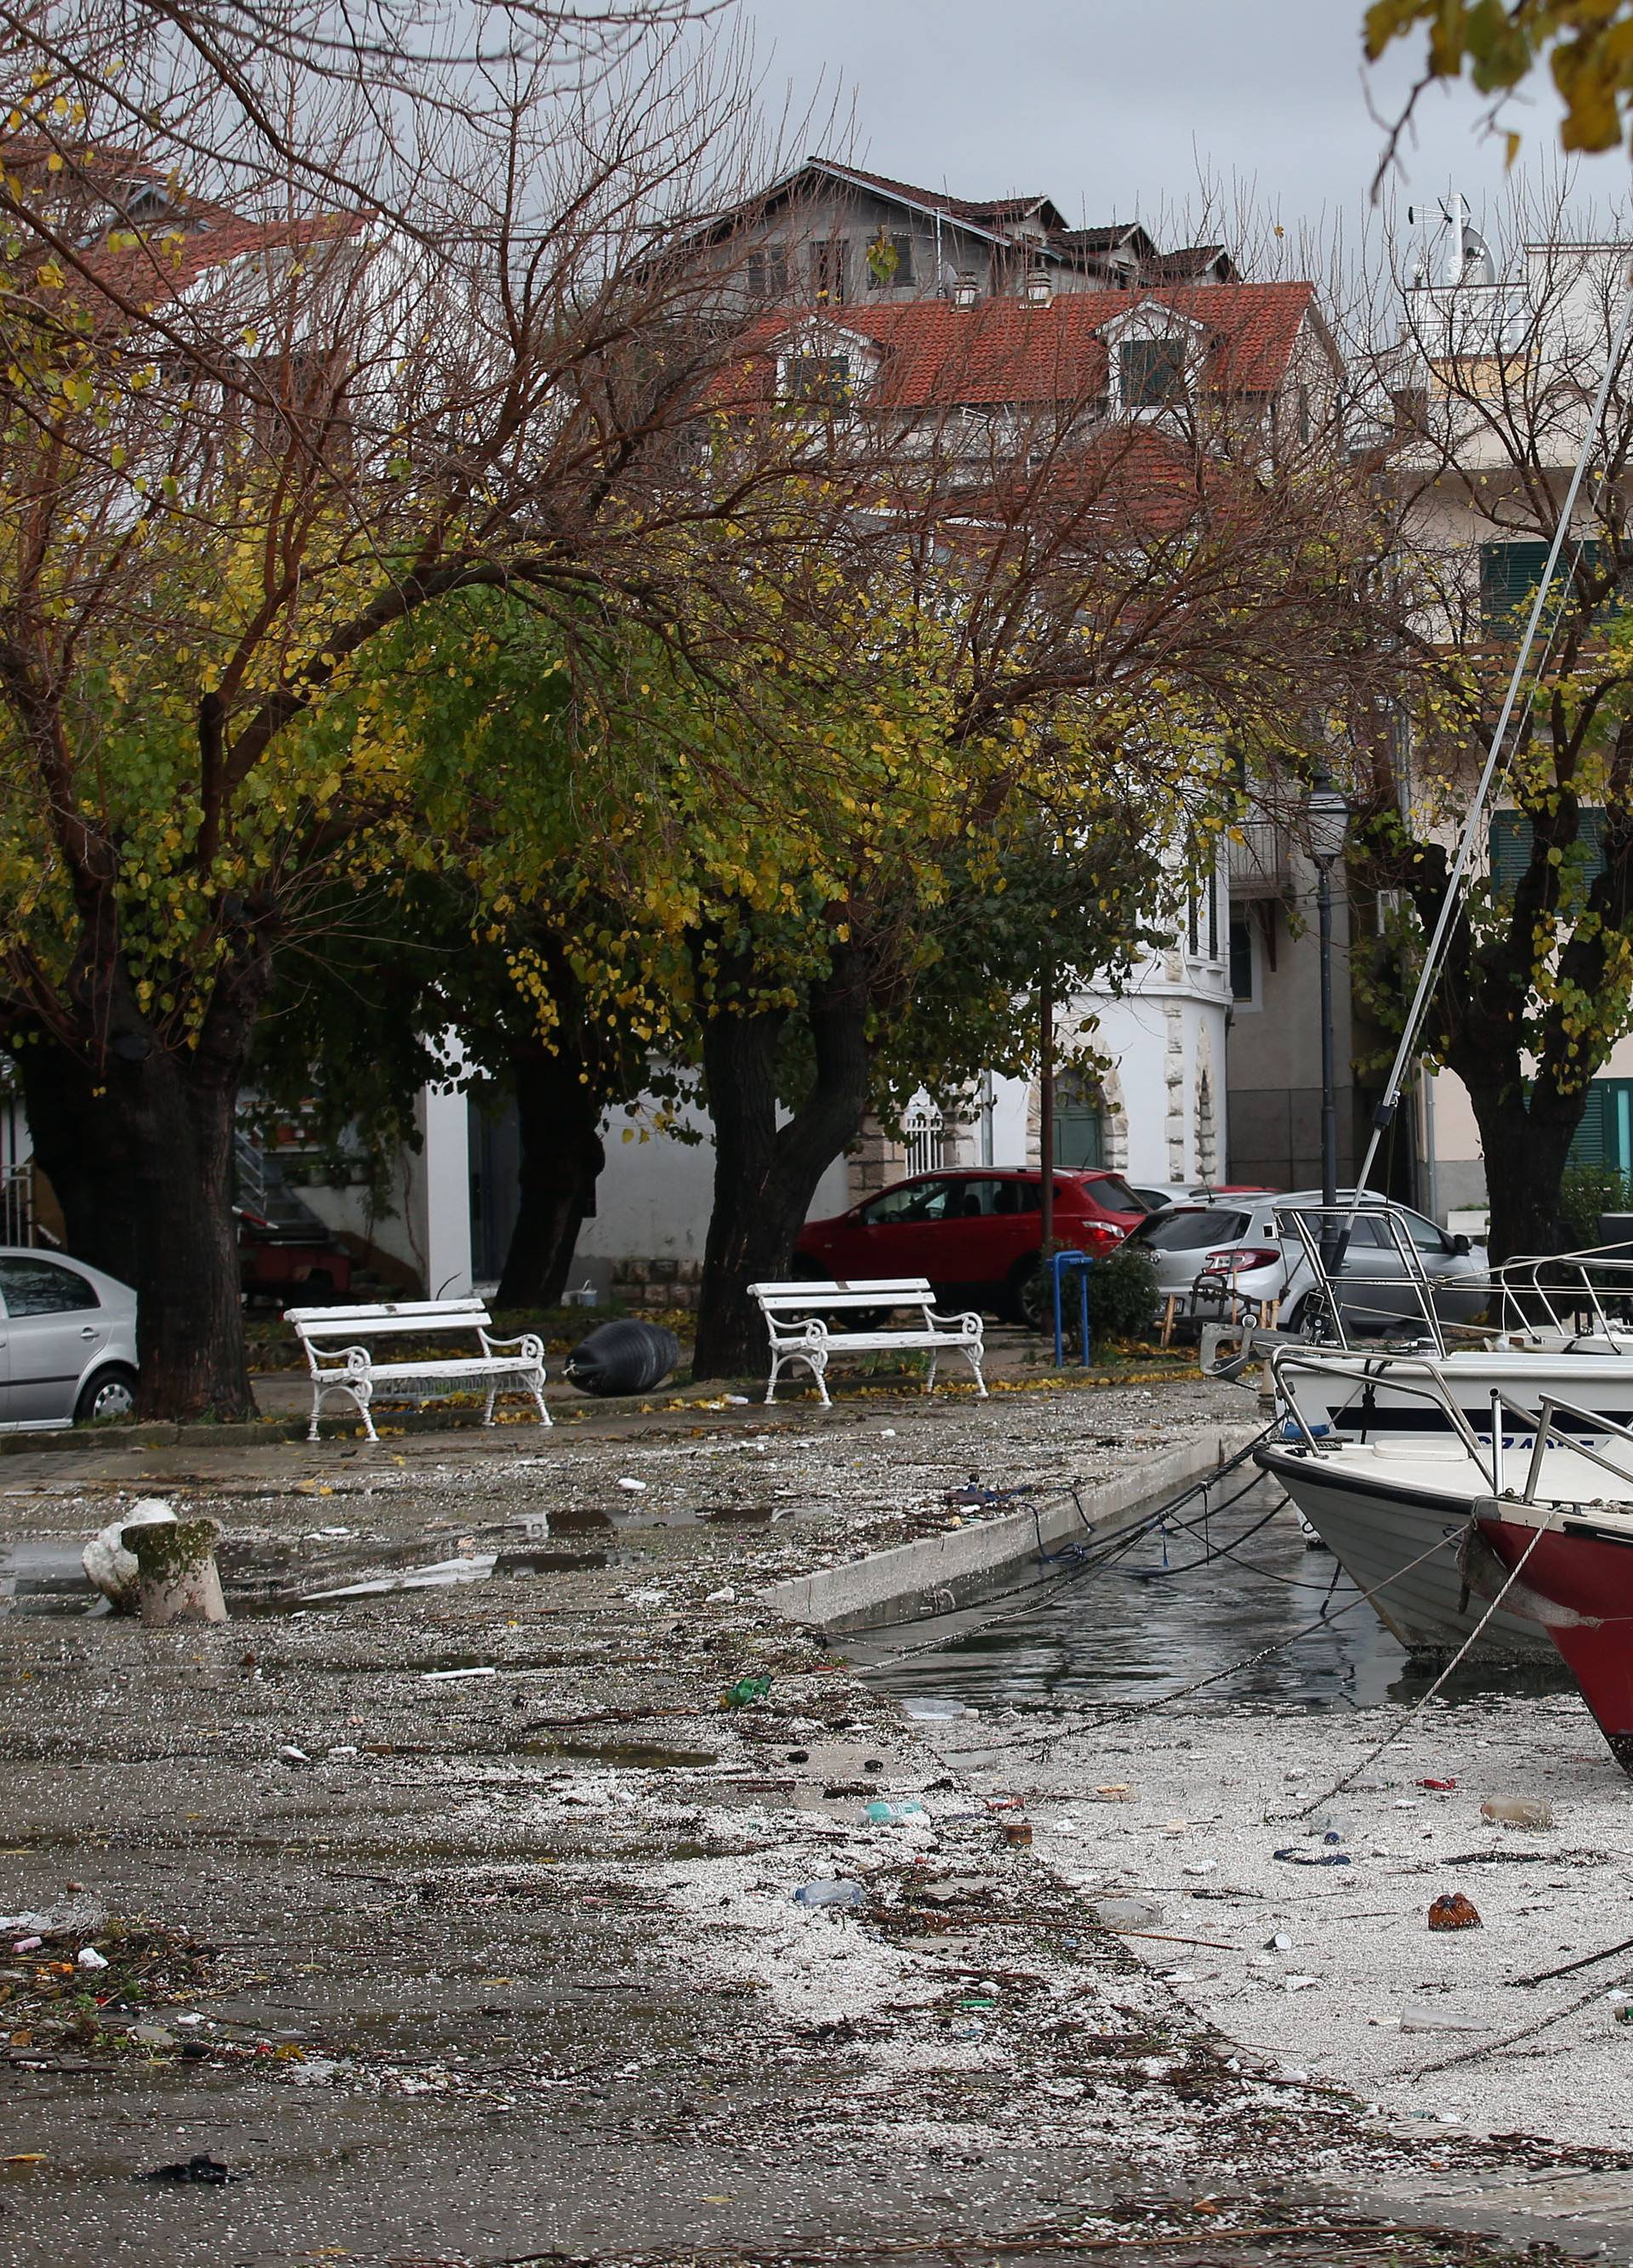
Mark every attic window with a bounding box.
[746,242,789,298]
[1120,337,1186,406]
[865,231,913,290]
[785,353,851,406]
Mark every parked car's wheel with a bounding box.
[76,1363,138,1424]
[1004,1253,1047,1329]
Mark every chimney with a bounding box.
[1026,268,1053,308]
[953,274,978,310]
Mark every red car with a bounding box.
[794,1168,1148,1325]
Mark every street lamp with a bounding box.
[1306,766,1351,1215]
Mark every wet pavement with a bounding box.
[0,1378,1621,2266]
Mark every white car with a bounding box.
[0,1249,139,1427]
[1133,1192,1489,1338]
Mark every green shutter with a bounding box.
[1480,540,1606,634]
[1568,1080,1633,1172]
[1488,806,1607,899]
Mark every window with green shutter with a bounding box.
[1479,539,1605,634]
[1569,1079,1633,1172]
[1488,807,1607,898]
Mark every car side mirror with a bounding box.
[1449,1233,1471,1257]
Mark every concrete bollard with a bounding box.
[121,1517,228,1626]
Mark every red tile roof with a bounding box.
[714,282,1317,412]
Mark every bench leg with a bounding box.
[531,1374,553,1427]
[764,1350,782,1406]
[806,1353,830,1408]
[964,1346,988,1397]
[308,1384,322,1445]
[482,1381,498,1427]
[925,1349,939,1394]
[356,1390,378,1445]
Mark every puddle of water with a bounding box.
[494,1548,608,1575]
[0,1540,110,1617]
[517,1738,720,1768]
[868,1481,1576,1722]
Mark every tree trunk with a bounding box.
[1464,1077,1584,1265]
[691,952,873,1381]
[494,1040,606,1309]
[14,990,260,1420]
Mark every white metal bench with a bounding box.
[285,1298,550,1442]
[750,1277,986,1407]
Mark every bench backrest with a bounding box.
[287,1298,494,1343]
[751,1278,934,1315]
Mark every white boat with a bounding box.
[1260,1384,1633,1771]
[1260,1351,1633,1658]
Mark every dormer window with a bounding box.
[1120,337,1186,406]
[785,353,851,406]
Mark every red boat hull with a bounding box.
[1477,1512,1633,1774]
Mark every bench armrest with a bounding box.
[306,1341,373,1376]
[926,1308,982,1333]
[479,1330,546,1362]
[763,1314,828,1344]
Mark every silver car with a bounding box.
[1133,1193,1489,1337]
[0,1249,139,1428]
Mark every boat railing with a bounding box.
[1269,1346,1633,1503]
[1270,1348,1487,1460]
[1272,1203,1454,1355]
[1488,1243,1633,1346]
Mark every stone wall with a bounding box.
[609,1255,705,1312]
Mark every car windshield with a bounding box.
[1138,1207,1249,1251]
[1087,1175,1143,1212]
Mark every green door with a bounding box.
[1051,1072,1105,1169]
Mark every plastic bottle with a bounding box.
[792,1879,866,1909]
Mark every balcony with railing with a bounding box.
[1227,815,1291,898]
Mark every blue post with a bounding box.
[1050,1248,1093,1367]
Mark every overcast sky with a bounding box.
[734,0,1630,265]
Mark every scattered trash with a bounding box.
[1181,1858,1217,1874]
[279,1745,313,1765]
[1481,1797,1555,1830]
[1401,2004,1489,2033]
[1095,1783,1135,1801]
[76,1947,108,1971]
[1284,1975,1320,1992]
[134,2154,242,2186]
[1265,1931,1293,1952]
[419,1666,496,1681]
[1428,1892,1482,1932]
[1095,1896,1164,1928]
[724,1395,749,1405]
[1272,1848,1351,1868]
[720,1675,771,1710]
[1001,1819,1033,1849]
[864,1799,927,1823]
[705,1587,737,1604]
[617,1478,648,1493]
[11,1935,42,1953]
[566,1321,680,1397]
[1419,1777,1458,1791]
[792,1879,866,1910]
